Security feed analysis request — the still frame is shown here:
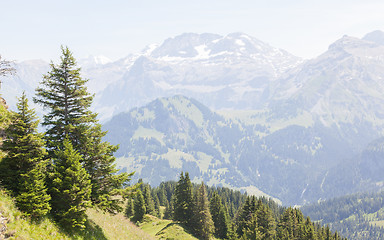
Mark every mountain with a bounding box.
[102,95,355,205]
[1,32,302,122]
[103,95,264,195]
[97,32,303,120]
[101,30,384,205]
[362,30,384,45]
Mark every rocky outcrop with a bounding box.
[0,97,7,110]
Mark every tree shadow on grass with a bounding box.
[58,218,108,240]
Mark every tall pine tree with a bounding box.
[142,184,155,215]
[194,182,214,240]
[16,160,51,219]
[50,138,92,230]
[133,190,146,223]
[174,172,194,227]
[125,198,134,218]
[210,191,230,239]
[34,46,132,213]
[0,93,50,218]
[0,93,48,194]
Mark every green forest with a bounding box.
[302,191,384,240]
[126,173,345,239]
[0,48,344,239]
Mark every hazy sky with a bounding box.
[1,0,384,62]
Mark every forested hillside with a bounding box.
[125,173,345,239]
[301,191,384,240]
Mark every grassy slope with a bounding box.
[0,190,154,240]
[0,189,70,240]
[138,215,198,240]
[86,209,154,240]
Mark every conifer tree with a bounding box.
[0,102,11,160]
[302,217,316,240]
[142,184,155,215]
[50,138,92,230]
[154,195,161,218]
[158,188,167,206]
[210,191,230,239]
[0,93,51,219]
[241,213,262,240]
[34,46,95,153]
[34,46,132,213]
[277,207,295,239]
[16,161,51,219]
[0,93,47,195]
[237,197,253,236]
[194,182,214,240]
[163,198,173,220]
[174,172,194,227]
[133,190,146,222]
[125,198,134,218]
[256,200,276,239]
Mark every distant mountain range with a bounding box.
[1,32,302,121]
[3,31,384,205]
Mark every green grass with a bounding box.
[0,189,154,239]
[138,215,198,240]
[85,208,154,240]
[0,189,70,240]
[0,183,203,240]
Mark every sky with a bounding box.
[1,0,384,62]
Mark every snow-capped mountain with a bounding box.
[98,31,384,205]
[96,32,303,120]
[1,32,302,122]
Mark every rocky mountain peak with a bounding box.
[327,35,372,52]
[362,30,384,45]
[150,33,221,58]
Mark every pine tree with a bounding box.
[210,191,230,239]
[16,161,51,219]
[133,190,146,222]
[50,138,92,230]
[302,217,316,240]
[0,92,47,194]
[277,207,295,239]
[163,198,173,220]
[125,198,134,218]
[0,93,51,219]
[194,182,214,240]
[174,172,194,227]
[0,101,11,160]
[256,200,276,239]
[241,213,262,240]
[158,187,167,206]
[34,46,132,213]
[154,195,161,218]
[34,46,95,153]
[237,197,253,236]
[142,184,155,215]
[81,124,134,213]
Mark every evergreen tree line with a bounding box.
[125,172,345,240]
[301,191,384,240]
[0,47,133,230]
